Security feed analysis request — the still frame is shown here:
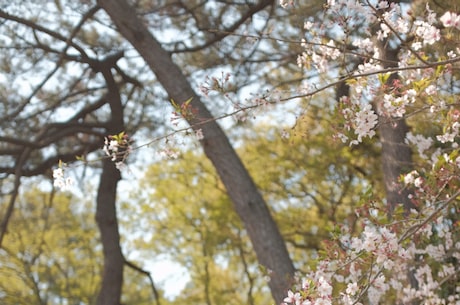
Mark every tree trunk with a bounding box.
[96,159,123,305]
[374,5,415,216]
[97,0,295,303]
[95,60,126,305]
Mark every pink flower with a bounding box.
[283,290,302,305]
[440,12,460,29]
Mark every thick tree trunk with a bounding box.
[378,110,414,215]
[374,10,415,216]
[95,60,126,305]
[96,159,123,305]
[97,0,295,303]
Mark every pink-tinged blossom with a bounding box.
[361,226,379,252]
[440,12,460,29]
[425,84,437,95]
[382,90,416,118]
[317,276,332,297]
[311,53,328,73]
[376,1,389,9]
[414,21,440,45]
[377,23,391,41]
[403,169,417,184]
[103,133,133,169]
[351,104,378,144]
[394,17,410,34]
[425,4,437,24]
[283,2,460,304]
[414,176,423,188]
[436,121,460,143]
[158,148,180,159]
[283,290,302,305]
[447,50,457,59]
[405,132,433,159]
[368,275,389,304]
[324,40,341,60]
[352,38,374,53]
[313,298,331,305]
[398,245,415,260]
[346,282,359,296]
[383,94,406,117]
[357,54,383,74]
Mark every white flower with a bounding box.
[304,21,314,30]
[376,1,389,9]
[411,41,422,51]
[436,121,460,143]
[352,38,374,53]
[403,170,419,185]
[279,0,293,8]
[447,50,457,59]
[159,148,180,159]
[395,17,409,34]
[53,166,74,191]
[353,104,378,143]
[283,290,301,305]
[414,177,423,188]
[317,276,333,297]
[346,282,359,296]
[380,23,390,38]
[414,21,440,45]
[405,132,433,159]
[195,128,204,140]
[53,167,64,180]
[440,12,460,29]
[425,85,436,96]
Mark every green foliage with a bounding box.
[0,188,101,304]
[239,104,384,270]
[121,153,265,304]
[121,101,385,301]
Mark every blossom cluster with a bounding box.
[283,276,332,305]
[281,0,460,304]
[52,162,74,190]
[440,12,460,30]
[103,131,133,170]
[337,96,378,145]
[284,205,459,305]
[289,0,460,146]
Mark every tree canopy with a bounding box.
[1,0,459,304]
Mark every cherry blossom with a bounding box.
[280,1,460,304]
[440,11,460,30]
[52,163,74,190]
[103,132,133,170]
[351,104,378,144]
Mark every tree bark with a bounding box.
[374,8,415,217]
[95,58,126,305]
[96,159,123,305]
[97,0,295,303]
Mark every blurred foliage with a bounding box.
[120,100,385,302]
[1,0,460,303]
[0,187,100,304]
